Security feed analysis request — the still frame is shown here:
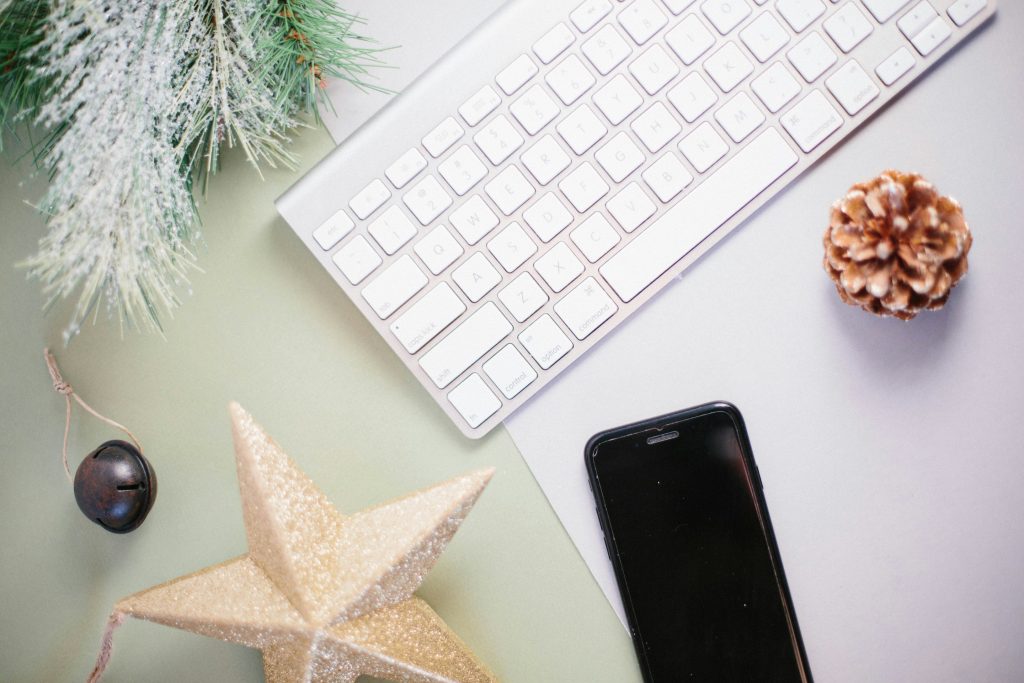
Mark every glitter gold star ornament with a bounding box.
[93,403,497,683]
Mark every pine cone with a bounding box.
[823,170,972,320]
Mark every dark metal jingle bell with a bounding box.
[73,440,157,533]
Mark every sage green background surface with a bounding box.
[0,120,640,680]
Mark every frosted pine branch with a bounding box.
[180,0,296,189]
[26,3,198,342]
[10,0,387,340]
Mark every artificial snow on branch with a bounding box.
[26,3,198,342]
[1,0,387,340]
[180,0,296,190]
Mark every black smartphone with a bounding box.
[586,402,811,683]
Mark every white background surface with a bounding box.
[322,2,1024,681]
[320,0,506,144]
[507,5,1024,682]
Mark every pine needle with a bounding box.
[179,0,297,192]
[257,0,392,122]
[0,0,49,151]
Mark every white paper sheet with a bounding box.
[507,11,1024,680]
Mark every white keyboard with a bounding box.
[276,0,995,438]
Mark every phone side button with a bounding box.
[600,529,616,561]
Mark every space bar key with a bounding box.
[599,128,798,303]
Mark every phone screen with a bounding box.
[590,408,807,682]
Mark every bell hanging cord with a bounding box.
[86,610,126,683]
[44,348,144,481]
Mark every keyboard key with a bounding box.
[600,128,798,301]
[533,22,576,64]
[449,195,499,245]
[739,12,790,62]
[825,60,880,115]
[367,205,417,255]
[521,135,572,185]
[546,54,597,105]
[536,242,585,292]
[554,277,618,339]
[703,42,754,92]
[631,101,682,152]
[447,374,501,428]
[557,104,608,155]
[349,179,391,220]
[582,25,634,75]
[593,74,644,125]
[419,302,513,388]
[312,209,354,250]
[496,54,539,95]
[751,62,802,113]
[701,0,752,34]
[361,255,428,319]
[458,85,501,127]
[524,192,574,242]
[715,92,765,142]
[665,14,716,65]
[422,117,465,158]
[629,44,680,95]
[414,225,464,275]
[776,0,825,32]
[385,148,428,189]
[595,132,645,182]
[510,84,560,135]
[488,222,538,272]
[405,175,455,228]
[571,213,621,262]
[642,151,693,202]
[438,145,488,196]
[667,72,718,122]
[618,0,668,44]
[787,32,838,82]
[498,272,549,322]
[875,47,915,85]
[781,89,843,151]
[485,165,536,215]
[518,314,573,369]
[483,345,538,399]
[559,162,611,212]
[911,16,951,55]
[947,0,986,26]
[606,182,657,232]
[474,115,524,165]
[898,1,938,39]
[862,0,910,23]
[572,0,613,31]
[390,282,466,353]
[333,235,382,285]
[823,3,873,53]
[678,121,729,172]
[453,252,502,302]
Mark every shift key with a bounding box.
[419,302,513,388]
